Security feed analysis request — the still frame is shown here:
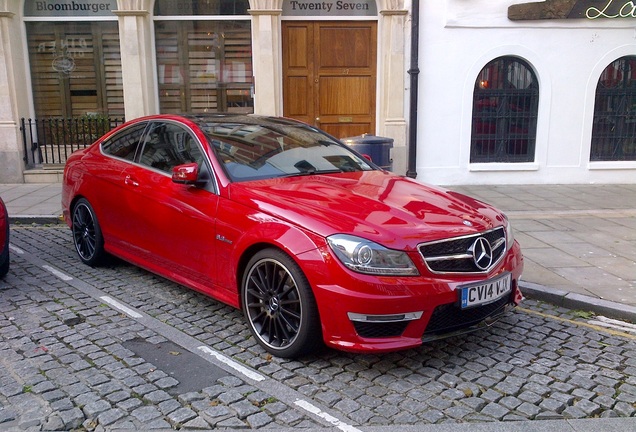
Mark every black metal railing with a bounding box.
[20,116,124,168]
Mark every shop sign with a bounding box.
[36,36,89,76]
[510,0,636,20]
[283,0,377,17]
[577,0,636,18]
[51,56,76,74]
[25,1,116,17]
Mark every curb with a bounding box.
[9,215,65,225]
[520,280,636,323]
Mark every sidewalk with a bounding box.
[0,183,63,223]
[1,182,636,322]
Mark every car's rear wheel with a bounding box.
[242,249,321,358]
[72,198,105,266]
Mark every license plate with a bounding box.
[460,273,512,309]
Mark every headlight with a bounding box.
[503,213,515,250]
[327,234,419,276]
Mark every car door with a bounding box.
[92,121,148,250]
[120,120,220,294]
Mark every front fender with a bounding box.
[215,198,326,303]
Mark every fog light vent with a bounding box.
[352,321,409,338]
[348,311,421,338]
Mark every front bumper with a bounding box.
[307,241,524,353]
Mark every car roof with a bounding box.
[179,113,309,129]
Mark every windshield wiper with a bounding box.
[277,168,343,178]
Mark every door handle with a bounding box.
[124,175,139,187]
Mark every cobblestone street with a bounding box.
[1,226,636,431]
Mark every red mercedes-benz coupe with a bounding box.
[0,196,9,278]
[62,114,524,358]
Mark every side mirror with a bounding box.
[172,163,199,184]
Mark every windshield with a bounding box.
[199,120,376,181]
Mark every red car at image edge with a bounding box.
[61,114,524,358]
[0,196,9,278]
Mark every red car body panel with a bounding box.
[62,114,524,354]
[227,173,504,248]
[0,196,9,278]
[0,197,7,254]
[0,198,9,251]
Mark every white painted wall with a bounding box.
[415,0,636,185]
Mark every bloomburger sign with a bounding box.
[25,1,117,17]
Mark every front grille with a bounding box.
[419,227,506,274]
[352,321,409,338]
[423,293,511,336]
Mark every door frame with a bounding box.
[249,1,409,172]
[282,20,378,138]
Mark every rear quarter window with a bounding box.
[101,122,147,161]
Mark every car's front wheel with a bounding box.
[242,249,321,358]
[72,198,105,266]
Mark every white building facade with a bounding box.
[416,1,636,184]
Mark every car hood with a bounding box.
[229,171,506,250]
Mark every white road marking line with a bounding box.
[294,399,362,432]
[589,316,636,334]
[197,346,265,382]
[17,244,359,431]
[9,244,24,254]
[520,307,636,340]
[43,265,73,281]
[100,296,143,319]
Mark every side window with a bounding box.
[471,56,538,163]
[139,122,206,173]
[101,122,147,161]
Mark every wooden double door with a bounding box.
[282,21,377,139]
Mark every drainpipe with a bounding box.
[406,0,419,179]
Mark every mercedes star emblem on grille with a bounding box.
[470,237,493,270]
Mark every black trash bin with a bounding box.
[342,134,394,171]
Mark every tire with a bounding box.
[0,211,9,278]
[242,248,322,358]
[71,198,106,266]
[0,242,8,279]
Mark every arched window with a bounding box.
[591,56,636,161]
[471,57,538,163]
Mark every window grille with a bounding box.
[591,56,636,161]
[471,57,538,163]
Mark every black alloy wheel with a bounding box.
[72,198,105,266]
[242,249,321,358]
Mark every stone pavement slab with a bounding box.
[0,183,62,220]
